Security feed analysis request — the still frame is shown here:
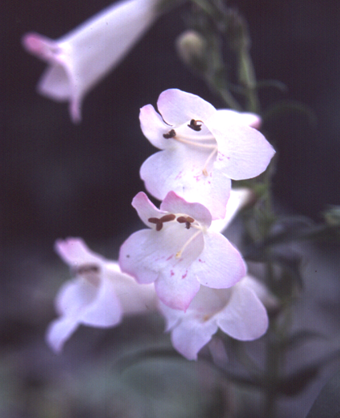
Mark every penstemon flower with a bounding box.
[119,191,246,311]
[22,0,158,123]
[139,89,275,219]
[47,238,157,353]
[159,275,270,360]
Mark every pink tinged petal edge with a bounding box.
[216,281,269,341]
[55,237,105,267]
[171,316,218,360]
[206,113,276,180]
[192,232,246,289]
[160,191,212,228]
[139,105,173,150]
[131,191,167,227]
[22,33,58,62]
[46,317,79,353]
[157,89,216,126]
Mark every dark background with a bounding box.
[1,1,340,417]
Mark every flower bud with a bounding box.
[175,30,208,73]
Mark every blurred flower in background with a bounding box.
[22,0,159,122]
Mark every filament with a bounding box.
[176,230,202,259]
[202,148,218,176]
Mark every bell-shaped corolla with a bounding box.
[22,0,159,122]
[159,275,270,360]
[139,89,275,219]
[119,191,246,312]
[47,238,157,353]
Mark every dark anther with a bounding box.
[149,214,175,231]
[148,217,163,231]
[177,216,195,229]
[148,217,160,224]
[188,119,202,131]
[75,264,100,276]
[160,214,176,223]
[163,129,176,139]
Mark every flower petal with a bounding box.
[140,148,231,219]
[160,191,212,228]
[139,104,173,149]
[155,267,201,311]
[46,317,79,353]
[119,224,205,310]
[191,232,246,288]
[216,281,268,340]
[158,302,183,331]
[131,192,166,228]
[241,274,279,311]
[55,278,97,317]
[55,238,105,267]
[216,109,262,129]
[79,274,122,327]
[170,316,218,360]
[119,229,162,285]
[157,89,216,125]
[206,113,275,180]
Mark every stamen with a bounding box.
[188,119,203,131]
[176,230,202,259]
[73,264,101,287]
[148,217,163,231]
[177,133,215,141]
[160,214,176,223]
[148,217,160,224]
[177,216,195,229]
[74,264,100,276]
[174,136,216,149]
[202,148,218,176]
[163,129,176,139]
[148,214,176,231]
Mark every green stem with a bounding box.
[238,47,261,114]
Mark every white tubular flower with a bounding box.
[119,191,246,312]
[160,275,269,361]
[22,0,159,123]
[47,238,157,353]
[139,89,274,219]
